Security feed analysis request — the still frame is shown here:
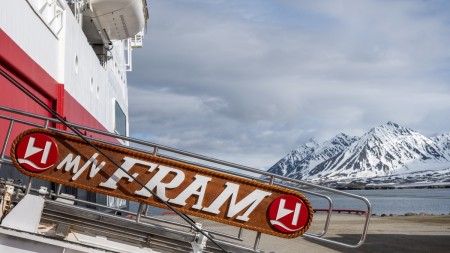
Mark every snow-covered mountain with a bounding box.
[268,133,359,179]
[268,122,450,183]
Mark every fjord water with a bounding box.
[129,188,450,216]
[307,188,450,215]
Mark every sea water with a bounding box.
[306,188,450,215]
[129,188,450,216]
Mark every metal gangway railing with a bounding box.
[0,106,371,252]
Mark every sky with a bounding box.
[128,0,450,171]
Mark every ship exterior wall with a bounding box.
[0,0,60,81]
[1,28,117,205]
[1,1,129,136]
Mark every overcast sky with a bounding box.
[128,0,450,170]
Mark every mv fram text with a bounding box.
[11,128,313,238]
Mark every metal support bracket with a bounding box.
[0,185,14,220]
[191,223,208,253]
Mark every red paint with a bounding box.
[268,195,309,234]
[0,30,58,100]
[15,133,59,173]
[0,29,119,157]
[56,84,65,124]
[0,66,54,155]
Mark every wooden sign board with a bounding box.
[10,128,313,238]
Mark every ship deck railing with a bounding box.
[0,106,371,252]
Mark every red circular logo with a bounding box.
[268,195,309,234]
[15,133,59,173]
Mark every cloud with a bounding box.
[128,0,450,170]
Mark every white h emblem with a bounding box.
[24,137,52,164]
[276,198,301,225]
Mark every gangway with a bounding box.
[0,106,371,253]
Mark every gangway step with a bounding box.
[41,200,258,253]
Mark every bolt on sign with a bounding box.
[11,129,313,238]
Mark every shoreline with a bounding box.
[154,212,450,253]
[255,213,450,253]
[313,209,450,216]
[373,212,450,217]
[333,183,450,190]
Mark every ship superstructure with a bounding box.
[1,0,147,139]
[1,0,147,208]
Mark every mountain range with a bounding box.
[268,122,450,186]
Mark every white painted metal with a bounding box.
[89,0,147,40]
[131,30,145,48]
[69,232,158,253]
[0,227,133,253]
[1,194,45,233]
[125,29,146,71]
[0,1,133,135]
[61,1,129,134]
[1,0,60,80]
[26,0,65,37]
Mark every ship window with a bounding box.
[115,101,127,136]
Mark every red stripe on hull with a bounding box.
[0,30,58,100]
[0,29,118,157]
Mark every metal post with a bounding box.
[269,175,274,185]
[143,204,149,216]
[136,202,144,223]
[0,120,15,159]
[253,232,262,251]
[237,227,243,239]
[25,176,33,195]
[56,184,62,195]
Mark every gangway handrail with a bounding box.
[156,153,335,238]
[0,106,371,249]
[0,111,338,241]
